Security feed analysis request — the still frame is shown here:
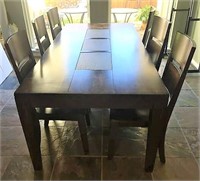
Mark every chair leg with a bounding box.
[108,139,115,160]
[85,113,90,126]
[78,118,89,154]
[159,113,170,163]
[159,131,166,163]
[159,139,165,163]
[34,117,41,146]
[44,119,49,128]
[108,122,116,160]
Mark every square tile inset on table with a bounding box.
[85,29,110,39]
[77,52,112,70]
[81,39,111,52]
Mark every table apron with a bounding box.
[14,93,168,109]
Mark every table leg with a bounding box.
[145,108,165,172]
[158,109,172,163]
[69,14,73,23]
[126,13,133,22]
[64,13,72,23]
[80,12,85,23]
[124,14,128,22]
[78,116,89,154]
[112,13,117,23]
[15,95,42,170]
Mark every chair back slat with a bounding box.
[47,7,62,40]
[142,8,155,47]
[146,16,171,70]
[4,30,36,84]
[162,32,196,108]
[32,15,51,55]
[171,33,195,71]
[150,16,170,42]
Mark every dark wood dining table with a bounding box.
[14,23,169,172]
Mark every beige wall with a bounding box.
[0,0,10,40]
[1,0,25,41]
[89,0,111,23]
[170,0,199,69]
[170,0,190,46]
[189,0,200,68]
[4,0,26,31]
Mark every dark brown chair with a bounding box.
[142,7,155,48]
[108,31,196,171]
[146,16,171,70]
[32,15,51,56]
[4,30,90,154]
[47,7,62,40]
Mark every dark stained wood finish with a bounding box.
[14,24,169,171]
[108,32,196,172]
[4,30,36,84]
[158,32,196,163]
[5,29,90,158]
[32,15,51,56]
[47,7,62,40]
[146,16,171,70]
[142,8,155,47]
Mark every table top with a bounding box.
[15,23,168,108]
[111,8,138,14]
[60,7,87,14]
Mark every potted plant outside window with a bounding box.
[136,6,156,30]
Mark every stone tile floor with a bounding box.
[0,71,199,180]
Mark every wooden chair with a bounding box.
[108,31,196,171]
[32,15,51,56]
[142,7,155,48]
[146,16,171,70]
[47,7,62,40]
[4,30,90,154]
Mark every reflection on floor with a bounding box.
[0,71,199,180]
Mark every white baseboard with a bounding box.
[191,59,199,69]
[32,48,41,58]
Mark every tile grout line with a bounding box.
[101,111,104,181]
[179,77,200,165]
[49,121,68,180]
[173,108,199,166]
[0,91,13,112]
[184,80,200,101]
[180,127,199,166]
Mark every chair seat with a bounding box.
[110,109,150,127]
[35,107,89,120]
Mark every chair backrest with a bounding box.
[146,16,171,70]
[4,30,36,84]
[47,7,62,40]
[162,32,196,117]
[142,8,155,47]
[32,15,51,56]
